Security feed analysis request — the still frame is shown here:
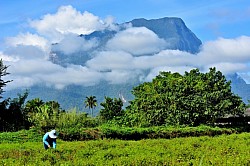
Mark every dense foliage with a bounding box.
[0,91,29,131]
[125,68,246,127]
[99,97,124,122]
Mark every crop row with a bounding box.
[0,125,238,143]
[59,125,237,141]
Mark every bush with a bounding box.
[56,108,98,129]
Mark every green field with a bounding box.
[0,133,249,166]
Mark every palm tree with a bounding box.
[84,96,97,117]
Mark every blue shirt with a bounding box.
[43,132,56,149]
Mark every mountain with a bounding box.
[50,17,201,66]
[4,17,249,113]
[129,17,201,53]
[227,73,250,103]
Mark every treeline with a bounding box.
[0,59,249,134]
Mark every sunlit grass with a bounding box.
[0,133,249,165]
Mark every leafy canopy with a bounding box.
[125,68,246,127]
[99,97,124,122]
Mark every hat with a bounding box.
[48,129,57,139]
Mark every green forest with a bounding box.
[0,59,250,165]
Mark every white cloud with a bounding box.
[29,5,116,42]
[103,16,120,31]
[4,45,46,60]
[133,50,196,69]
[41,65,103,89]
[86,51,134,70]
[52,34,99,54]
[106,27,167,55]
[103,70,138,84]
[5,33,49,52]
[143,66,195,82]
[198,36,250,64]
[4,33,250,90]
[6,58,103,90]
[0,51,19,62]
[8,59,62,75]
[6,76,39,90]
[203,62,249,75]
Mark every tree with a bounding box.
[125,68,246,127]
[27,100,64,131]
[0,59,29,131]
[0,91,29,131]
[0,59,12,99]
[84,96,97,117]
[25,98,44,113]
[99,97,124,122]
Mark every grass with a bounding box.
[0,133,249,165]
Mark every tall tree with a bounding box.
[125,68,246,127]
[99,97,124,121]
[84,96,97,117]
[0,59,12,99]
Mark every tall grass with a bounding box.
[56,108,98,129]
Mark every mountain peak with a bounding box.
[129,17,202,53]
[131,17,184,23]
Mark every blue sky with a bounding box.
[1,0,250,42]
[1,0,250,89]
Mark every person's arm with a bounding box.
[43,133,50,147]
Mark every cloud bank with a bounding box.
[106,27,167,55]
[29,5,118,42]
[1,5,250,90]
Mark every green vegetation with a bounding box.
[84,95,97,117]
[125,68,245,127]
[1,60,247,132]
[99,96,124,122]
[0,59,250,165]
[57,125,236,141]
[0,133,249,165]
[0,125,237,142]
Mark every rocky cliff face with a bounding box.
[227,73,250,103]
[129,17,201,53]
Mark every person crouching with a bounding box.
[43,129,58,149]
